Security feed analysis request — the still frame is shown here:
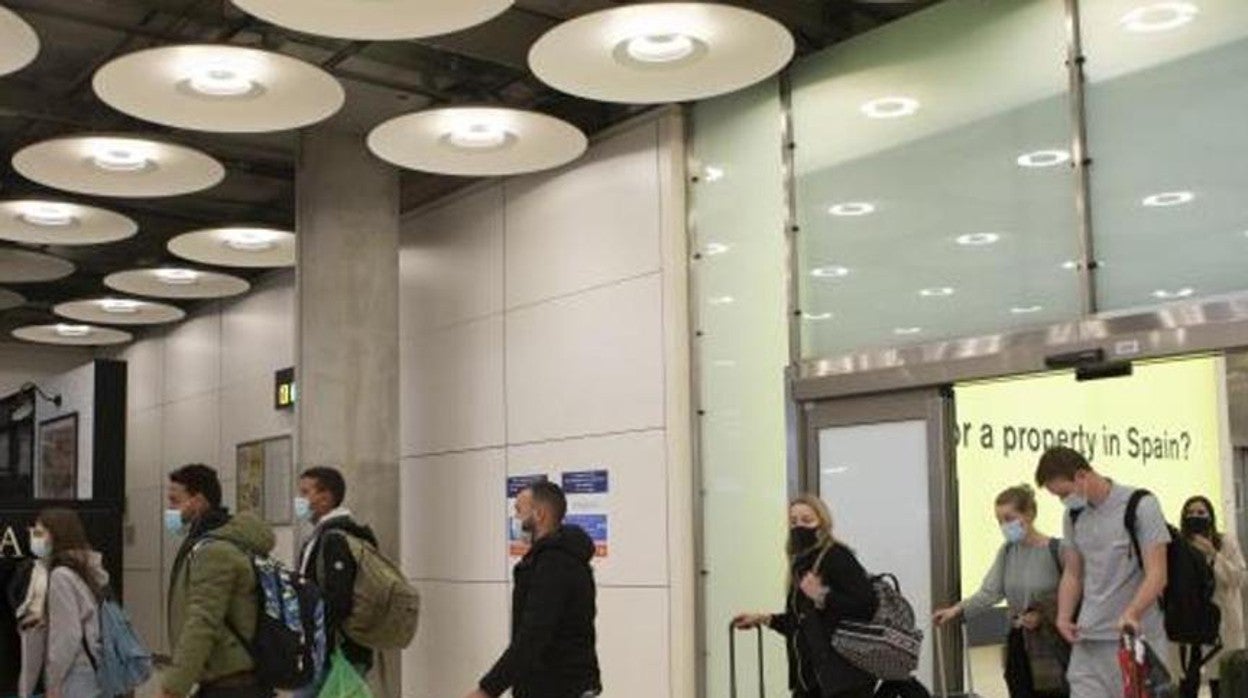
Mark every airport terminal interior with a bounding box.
[1,0,1247,696]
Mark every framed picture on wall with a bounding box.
[36,413,78,500]
[236,435,293,524]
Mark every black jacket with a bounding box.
[769,543,878,694]
[299,514,379,671]
[480,525,602,698]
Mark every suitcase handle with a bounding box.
[729,621,766,698]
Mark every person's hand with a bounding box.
[733,613,771,629]
[799,572,829,606]
[1018,610,1042,631]
[1117,611,1142,637]
[932,606,961,626]
[1191,535,1216,557]
[1057,617,1080,644]
[462,689,491,698]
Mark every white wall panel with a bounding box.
[217,378,294,474]
[401,316,505,456]
[126,407,162,492]
[505,124,662,308]
[120,337,164,413]
[162,308,221,402]
[401,451,508,582]
[161,393,220,474]
[506,274,665,443]
[597,587,671,698]
[507,430,668,586]
[124,485,162,570]
[401,186,505,331]
[221,276,294,383]
[401,581,509,698]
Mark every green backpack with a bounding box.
[319,530,421,650]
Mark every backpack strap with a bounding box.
[1124,489,1151,570]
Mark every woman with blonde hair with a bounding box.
[734,494,878,698]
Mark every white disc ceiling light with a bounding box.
[0,200,138,245]
[54,297,185,325]
[0,6,39,76]
[230,0,512,40]
[528,3,795,104]
[12,324,132,346]
[104,268,249,300]
[368,107,587,176]
[12,136,225,198]
[93,45,345,133]
[168,227,295,268]
[0,288,24,312]
[0,248,75,283]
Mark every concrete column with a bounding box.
[295,126,401,694]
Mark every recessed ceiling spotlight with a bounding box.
[1142,191,1195,207]
[624,33,700,64]
[1010,305,1044,315]
[222,228,280,252]
[89,139,154,173]
[703,166,725,183]
[811,266,850,279]
[54,324,92,338]
[955,232,1001,246]
[708,295,735,305]
[919,287,955,297]
[98,299,143,314]
[704,242,730,256]
[1062,260,1081,271]
[155,268,201,286]
[1121,2,1199,33]
[16,202,77,228]
[803,312,833,321]
[186,59,259,98]
[446,121,511,151]
[1153,287,1194,300]
[860,97,920,119]
[1017,149,1071,168]
[828,202,875,217]
[894,327,923,336]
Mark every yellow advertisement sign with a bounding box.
[954,357,1225,592]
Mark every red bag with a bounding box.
[1118,633,1176,698]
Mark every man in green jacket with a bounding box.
[161,464,275,698]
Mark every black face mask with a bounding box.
[789,525,819,552]
[1182,515,1212,537]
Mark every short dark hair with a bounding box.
[527,481,567,522]
[300,466,346,508]
[1034,447,1091,487]
[169,463,222,509]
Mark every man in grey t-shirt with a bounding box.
[1035,447,1170,698]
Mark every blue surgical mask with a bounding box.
[1001,520,1026,545]
[294,497,312,522]
[164,508,187,537]
[29,535,51,559]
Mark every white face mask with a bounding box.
[29,535,51,559]
[294,497,313,522]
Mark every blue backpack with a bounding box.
[84,596,154,697]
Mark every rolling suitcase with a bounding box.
[729,622,766,698]
[933,624,982,698]
[1219,649,1248,697]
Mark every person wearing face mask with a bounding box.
[162,463,275,698]
[1178,496,1245,698]
[465,481,601,698]
[16,508,108,698]
[932,485,1069,697]
[294,466,379,679]
[733,494,878,698]
[1034,447,1170,698]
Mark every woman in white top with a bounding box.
[16,508,107,698]
[1180,496,1246,698]
[933,485,1068,698]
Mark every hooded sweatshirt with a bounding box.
[163,511,275,697]
[18,551,108,698]
[480,524,601,698]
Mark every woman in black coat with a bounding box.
[735,494,879,698]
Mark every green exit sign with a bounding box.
[275,367,296,410]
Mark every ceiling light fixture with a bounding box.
[803,312,833,321]
[186,60,258,97]
[222,228,280,252]
[17,203,77,228]
[54,324,92,338]
[1011,305,1044,315]
[1062,260,1081,271]
[89,142,152,173]
[708,295,735,305]
[811,266,850,279]
[894,327,922,336]
[446,122,510,150]
[703,166,725,182]
[861,97,920,119]
[98,299,143,314]
[828,202,875,217]
[919,287,955,297]
[1153,287,1194,300]
[624,33,698,64]
[1121,2,1199,33]
[704,242,730,256]
[1142,191,1195,207]
[154,269,200,285]
[1017,149,1071,168]
[955,232,1001,246]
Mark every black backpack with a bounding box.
[1122,490,1221,647]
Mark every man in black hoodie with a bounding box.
[466,481,602,698]
[295,466,379,675]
